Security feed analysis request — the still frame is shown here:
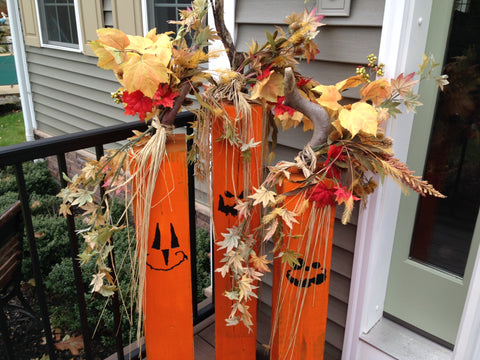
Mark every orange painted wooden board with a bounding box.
[271,175,336,360]
[212,104,263,360]
[134,134,194,359]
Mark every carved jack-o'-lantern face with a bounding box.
[147,223,188,271]
[286,257,326,288]
[218,190,244,216]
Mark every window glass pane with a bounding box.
[41,0,78,46]
[154,6,178,34]
[409,1,480,277]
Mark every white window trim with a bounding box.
[342,1,480,359]
[34,0,83,53]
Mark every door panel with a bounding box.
[385,0,480,345]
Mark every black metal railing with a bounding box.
[0,111,214,360]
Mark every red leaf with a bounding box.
[334,185,359,206]
[273,96,295,116]
[122,90,154,121]
[153,84,180,109]
[309,182,336,207]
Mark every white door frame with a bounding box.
[342,1,480,359]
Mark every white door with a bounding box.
[384,0,480,346]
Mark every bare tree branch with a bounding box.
[283,67,330,148]
[210,0,237,68]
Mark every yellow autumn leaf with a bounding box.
[360,78,391,105]
[250,71,284,103]
[335,75,364,92]
[276,109,304,130]
[122,53,171,98]
[338,102,378,137]
[89,41,121,71]
[312,85,342,111]
[151,33,173,66]
[96,28,130,50]
[126,34,153,52]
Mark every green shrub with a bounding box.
[0,161,59,197]
[22,214,73,279]
[0,191,19,214]
[196,228,211,302]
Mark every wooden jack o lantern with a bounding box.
[212,103,263,360]
[132,134,194,360]
[271,174,335,360]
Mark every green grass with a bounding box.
[0,111,25,146]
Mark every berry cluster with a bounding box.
[356,53,385,82]
[111,90,124,104]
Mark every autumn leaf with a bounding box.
[338,102,378,137]
[403,91,422,113]
[272,207,298,229]
[153,84,179,108]
[280,249,301,269]
[89,40,121,71]
[217,227,241,253]
[55,335,84,356]
[97,28,130,50]
[250,253,271,273]
[122,53,171,98]
[263,218,279,242]
[335,75,364,92]
[309,182,336,207]
[59,203,72,217]
[334,185,360,207]
[312,85,342,111]
[275,109,304,130]
[238,274,258,302]
[122,90,154,121]
[250,71,284,103]
[360,78,391,105]
[390,72,418,97]
[248,186,277,207]
[90,273,105,293]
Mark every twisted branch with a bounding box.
[283,67,330,148]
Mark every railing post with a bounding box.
[57,154,94,359]
[186,124,199,320]
[14,163,57,360]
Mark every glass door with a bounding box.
[384,0,480,346]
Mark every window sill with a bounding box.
[360,318,452,360]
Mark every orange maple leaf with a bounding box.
[335,75,365,92]
[360,78,391,105]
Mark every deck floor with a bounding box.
[193,305,271,360]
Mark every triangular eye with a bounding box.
[152,223,161,250]
[170,223,180,249]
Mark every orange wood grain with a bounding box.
[271,175,336,360]
[212,103,263,360]
[133,134,194,359]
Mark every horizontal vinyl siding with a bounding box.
[26,46,130,137]
[237,1,385,358]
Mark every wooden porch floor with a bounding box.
[193,303,271,360]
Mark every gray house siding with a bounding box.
[26,46,126,137]
[235,1,385,358]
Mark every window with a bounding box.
[37,0,80,49]
[147,0,191,33]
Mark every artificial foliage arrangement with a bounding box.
[56,0,449,358]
